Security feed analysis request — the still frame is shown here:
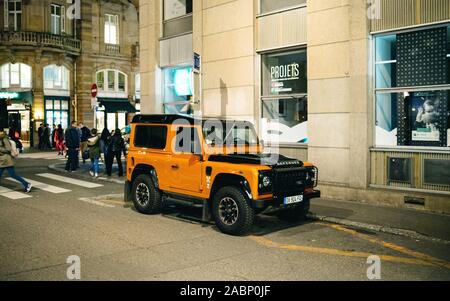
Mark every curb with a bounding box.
[307,213,450,246]
[48,163,125,185]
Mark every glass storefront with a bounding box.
[260,48,308,144]
[374,25,450,148]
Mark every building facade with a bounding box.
[139,0,450,213]
[0,0,139,146]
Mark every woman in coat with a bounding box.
[100,128,111,162]
[0,129,32,193]
[87,129,101,178]
[55,124,65,156]
[105,129,126,177]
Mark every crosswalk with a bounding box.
[0,172,104,200]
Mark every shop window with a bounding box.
[4,0,22,31]
[162,0,192,38]
[44,98,69,130]
[163,66,193,115]
[374,26,450,148]
[260,0,306,14]
[0,63,31,88]
[261,97,308,144]
[104,14,119,45]
[96,69,127,94]
[44,65,69,90]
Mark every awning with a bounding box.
[98,98,136,113]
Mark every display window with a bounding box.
[374,25,450,148]
[162,66,193,115]
[261,49,308,144]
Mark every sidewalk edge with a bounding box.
[307,213,450,246]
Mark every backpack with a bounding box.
[9,139,20,158]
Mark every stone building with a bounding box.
[0,0,139,146]
[138,0,450,213]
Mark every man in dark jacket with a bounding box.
[37,124,44,150]
[105,129,126,177]
[65,121,81,172]
[79,122,91,164]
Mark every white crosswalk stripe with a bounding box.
[0,186,31,200]
[37,173,103,188]
[6,178,71,194]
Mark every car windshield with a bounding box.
[202,120,259,147]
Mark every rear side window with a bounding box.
[134,125,168,149]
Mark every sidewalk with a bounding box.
[309,198,450,243]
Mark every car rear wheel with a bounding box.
[132,174,162,214]
[212,186,254,236]
[275,199,310,223]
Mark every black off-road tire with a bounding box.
[212,186,255,236]
[275,199,310,223]
[132,174,162,214]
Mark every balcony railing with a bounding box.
[0,31,81,55]
[105,43,121,56]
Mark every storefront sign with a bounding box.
[0,92,19,99]
[263,49,307,96]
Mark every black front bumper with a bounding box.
[253,189,321,209]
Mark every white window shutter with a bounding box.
[61,6,66,33]
[115,15,119,44]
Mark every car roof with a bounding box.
[131,114,254,126]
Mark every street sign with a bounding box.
[194,52,201,73]
[91,83,98,98]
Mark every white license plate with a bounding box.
[284,195,304,205]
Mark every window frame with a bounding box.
[104,13,119,45]
[43,64,70,91]
[95,69,128,94]
[257,0,306,17]
[0,62,32,89]
[5,0,22,31]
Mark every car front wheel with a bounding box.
[132,174,162,214]
[212,186,255,236]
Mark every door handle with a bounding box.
[171,164,179,169]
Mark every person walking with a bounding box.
[79,122,91,164]
[100,128,111,162]
[65,121,81,172]
[52,124,57,149]
[105,129,126,177]
[87,129,101,178]
[55,124,65,156]
[37,123,44,150]
[43,124,52,150]
[0,129,32,193]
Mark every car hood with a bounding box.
[208,153,303,168]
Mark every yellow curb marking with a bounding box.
[325,223,450,270]
[249,235,435,267]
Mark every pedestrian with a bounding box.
[79,122,91,164]
[65,121,81,172]
[0,129,32,193]
[8,126,23,153]
[37,123,44,150]
[105,129,126,177]
[87,129,101,178]
[52,124,57,149]
[43,124,52,150]
[55,124,65,156]
[100,128,111,162]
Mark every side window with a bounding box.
[175,127,202,155]
[134,125,168,149]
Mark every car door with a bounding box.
[169,126,203,194]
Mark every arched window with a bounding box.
[0,63,32,89]
[44,65,70,90]
[96,69,127,93]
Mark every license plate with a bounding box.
[284,195,304,205]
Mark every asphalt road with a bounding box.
[1,154,449,281]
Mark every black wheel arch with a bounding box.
[210,173,253,205]
[131,164,159,189]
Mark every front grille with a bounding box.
[273,167,310,197]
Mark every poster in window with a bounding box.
[410,92,441,142]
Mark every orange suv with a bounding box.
[125,115,320,235]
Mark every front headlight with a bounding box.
[258,171,273,193]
